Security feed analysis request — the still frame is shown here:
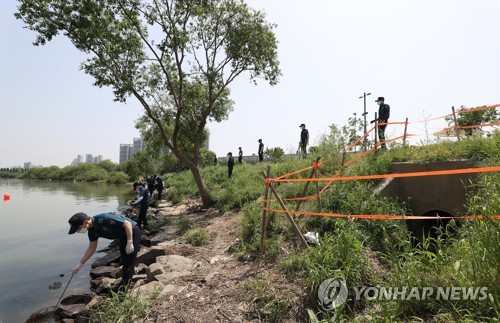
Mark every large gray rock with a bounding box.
[136,246,165,265]
[90,266,121,279]
[149,231,177,245]
[61,293,94,305]
[157,254,195,272]
[155,271,191,284]
[131,281,165,300]
[146,263,165,281]
[91,250,120,268]
[54,303,87,320]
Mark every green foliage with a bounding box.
[15,0,281,207]
[265,147,285,163]
[183,228,215,246]
[107,171,129,184]
[240,275,293,322]
[89,289,158,323]
[177,217,194,234]
[445,105,499,137]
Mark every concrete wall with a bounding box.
[378,159,478,239]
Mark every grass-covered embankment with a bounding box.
[164,132,500,322]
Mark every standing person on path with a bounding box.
[372,96,391,149]
[147,175,156,197]
[68,212,141,290]
[131,181,149,229]
[258,139,264,162]
[299,123,309,158]
[213,154,218,166]
[238,147,243,164]
[154,174,164,200]
[227,152,235,178]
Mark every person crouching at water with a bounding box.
[68,212,141,290]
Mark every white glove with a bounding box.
[125,240,134,254]
[71,263,82,274]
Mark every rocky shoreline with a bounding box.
[26,200,216,323]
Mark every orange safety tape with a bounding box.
[435,121,500,135]
[407,113,454,124]
[458,121,500,129]
[274,165,315,180]
[282,195,320,201]
[262,208,500,220]
[273,165,500,183]
[456,104,500,114]
[344,126,376,152]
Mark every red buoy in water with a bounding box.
[3,193,10,201]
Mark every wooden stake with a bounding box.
[259,166,271,257]
[296,156,321,211]
[403,117,409,147]
[452,106,461,141]
[261,171,309,249]
[374,112,378,155]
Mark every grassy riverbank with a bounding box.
[161,133,499,322]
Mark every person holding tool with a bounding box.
[131,181,149,229]
[371,96,390,149]
[68,212,141,290]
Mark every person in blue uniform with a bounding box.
[131,181,149,229]
[68,212,141,289]
[371,96,391,149]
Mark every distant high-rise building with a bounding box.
[23,162,32,170]
[119,144,134,164]
[133,138,146,154]
[119,138,146,164]
[85,154,93,163]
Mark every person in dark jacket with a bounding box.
[154,174,164,200]
[68,212,141,290]
[299,123,309,158]
[258,139,264,162]
[227,152,235,178]
[131,182,149,229]
[371,96,391,149]
[238,147,243,164]
[213,154,218,166]
[147,175,156,197]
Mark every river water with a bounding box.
[0,179,133,323]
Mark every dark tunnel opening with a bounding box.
[407,210,460,246]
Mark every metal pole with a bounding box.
[53,273,75,313]
[359,92,371,150]
[374,112,378,155]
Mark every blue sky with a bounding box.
[1,0,499,167]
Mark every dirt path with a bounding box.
[141,206,305,323]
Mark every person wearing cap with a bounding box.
[299,124,309,158]
[68,212,141,289]
[131,181,149,229]
[227,152,235,178]
[258,139,264,162]
[238,147,243,164]
[371,97,391,149]
[154,174,164,200]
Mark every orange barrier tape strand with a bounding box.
[407,113,454,124]
[344,126,376,152]
[456,104,500,114]
[274,166,500,183]
[263,208,500,220]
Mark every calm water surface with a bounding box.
[0,179,133,323]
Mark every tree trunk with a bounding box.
[188,164,211,207]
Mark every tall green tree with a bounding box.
[446,105,499,137]
[16,0,281,207]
